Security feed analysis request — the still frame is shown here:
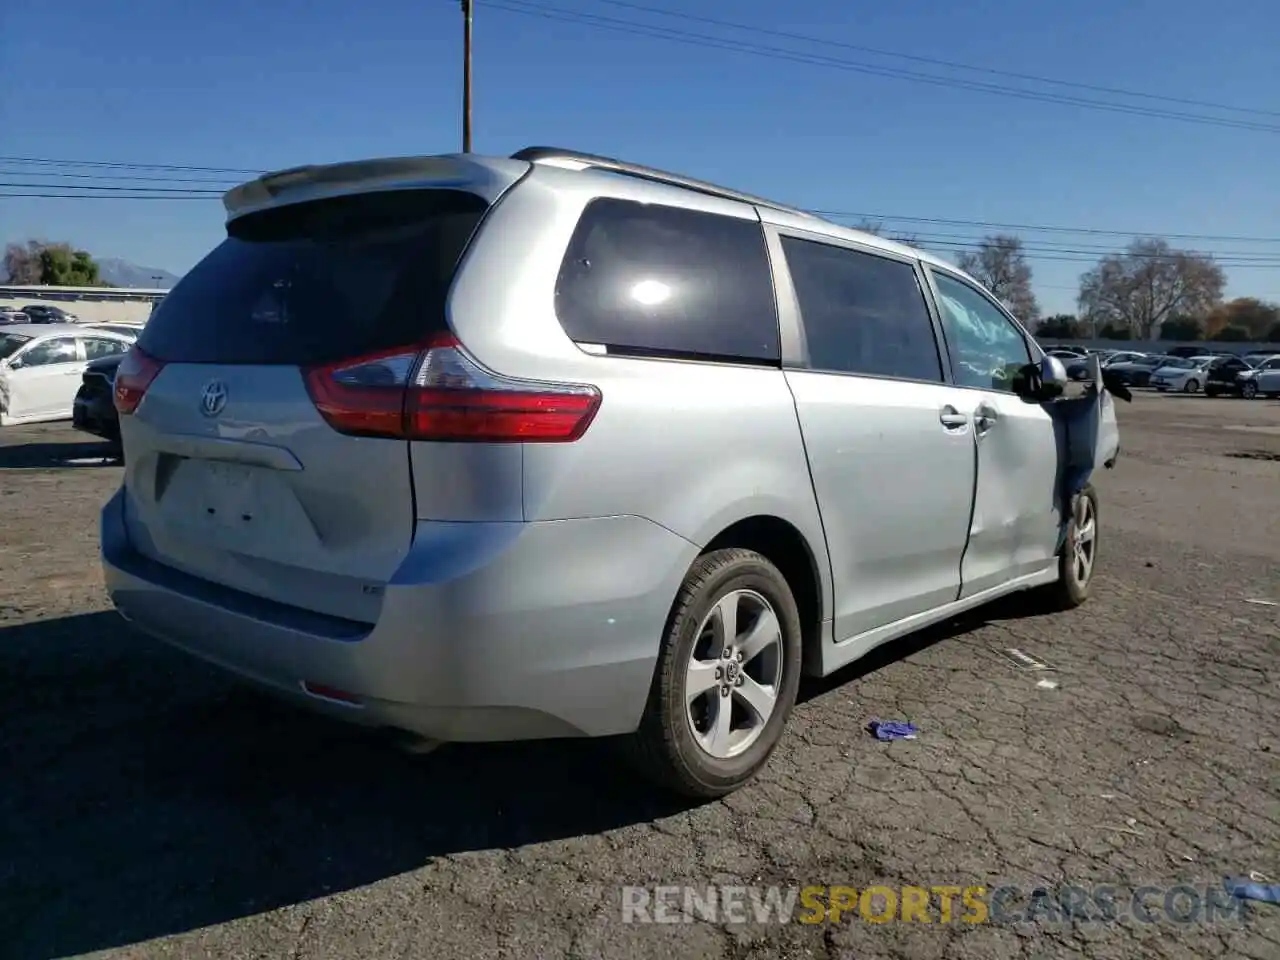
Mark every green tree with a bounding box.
[1098,324,1133,340]
[1159,315,1204,340]
[1267,322,1280,343]
[1211,325,1251,342]
[37,244,102,285]
[1035,314,1083,338]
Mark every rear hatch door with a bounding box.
[119,188,492,624]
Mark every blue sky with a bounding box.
[2,0,1278,314]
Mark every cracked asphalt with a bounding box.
[1,392,1277,960]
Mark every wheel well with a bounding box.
[703,516,823,673]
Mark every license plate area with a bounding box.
[155,458,322,555]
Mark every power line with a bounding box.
[0,168,240,185]
[0,181,224,193]
[486,0,1280,134]
[818,211,1280,244]
[4,176,1279,255]
[577,0,1280,120]
[0,155,264,175]
[0,192,217,201]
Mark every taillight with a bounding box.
[302,334,601,442]
[113,346,166,415]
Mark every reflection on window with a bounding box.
[931,273,1031,392]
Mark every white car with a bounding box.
[85,323,144,342]
[1237,355,1280,399]
[1148,355,1217,393]
[0,324,135,425]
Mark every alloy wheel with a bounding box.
[685,589,784,760]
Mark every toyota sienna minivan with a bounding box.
[101,147,1120,797]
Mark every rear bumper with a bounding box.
[101,488,697,741]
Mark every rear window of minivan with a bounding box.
[138,189,489,366]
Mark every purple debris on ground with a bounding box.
[867,719,918,741]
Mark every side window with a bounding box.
[780,237,943,382]
[1265,359,1280,370]
[930,271,1032,392]
[83,337,128,360]
[554,198,779,362]
[16,337,79,367]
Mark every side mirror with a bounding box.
[1013,355,1068,403]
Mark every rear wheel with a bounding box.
[1184,378,1200,393]
[1241,381,1258,399]
[1205,386,1220,398]
[625,548,803,799]
[1033,484,1098,612]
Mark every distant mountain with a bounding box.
[96,258,182,290]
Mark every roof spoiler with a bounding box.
[223,155,525,222]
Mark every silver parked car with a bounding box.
[101,147,1120,797]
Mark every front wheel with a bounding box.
[625,548,803,799]
[1184,378,1200,393]
[1033,484,1099,612]
[1241,381,1258,399]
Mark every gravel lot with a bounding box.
[2,393,1277,960]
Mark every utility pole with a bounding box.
[462,0,474,152]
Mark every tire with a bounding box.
[1033,484,1099,612]
[625,548,803,799]
[1184,378,1200,393]
[1241,381,1258,400]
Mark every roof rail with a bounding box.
[511,146,818,219]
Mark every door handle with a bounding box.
[974,406,998,434]
[939,405,969,430]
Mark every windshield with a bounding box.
[1159,357,1195,369]
[0,333,33,360]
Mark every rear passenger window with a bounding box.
[780,237,943,382]
[555,198,779,362]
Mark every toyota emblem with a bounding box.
[200,380,228,417]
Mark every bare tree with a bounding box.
[4,241,44,285]
[1077,239,1225,341]
[956,235,1040,324]
[851,219,920,246]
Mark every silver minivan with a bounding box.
[101,147,1120,797]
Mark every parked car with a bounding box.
[99,147,1122,798]
[1105,354,1169,387]
[85,323,144,341]
[1237,355,1280,399]
[0,324,134,425]
[1163,345,1213,360]
[72,353,126,450]
[0,307,28,324]
[1202,355,1257,397]
[19,304,80,324]
[1149,356,1216,393]
[1101,351,1147,367]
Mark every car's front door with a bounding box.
[1257,358,1280,394]
[774,231,977,642]
[7,336,85,420]
[924,268,1061,599]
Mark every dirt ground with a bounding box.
[1,392,1277,960]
